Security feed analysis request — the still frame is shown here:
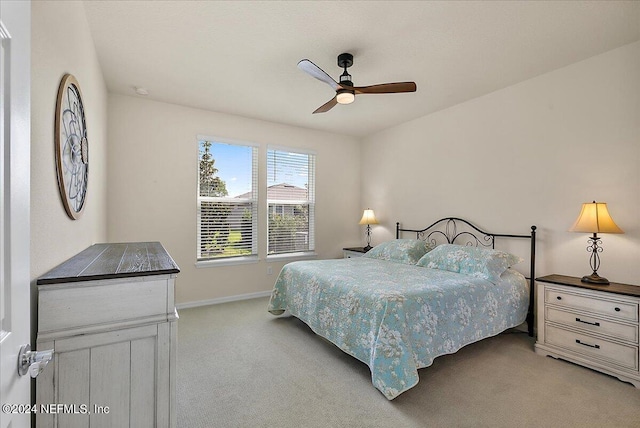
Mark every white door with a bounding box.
[0,1,31,427]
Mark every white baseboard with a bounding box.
[176,290,272,310]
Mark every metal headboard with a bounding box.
[396,217,537,337]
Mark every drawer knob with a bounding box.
[614,307,621,312]
[556,296,562,300]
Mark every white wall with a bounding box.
[107,94,361,304]
[31,1,637,302]
[31,0,108,280]
[362,41,640,285]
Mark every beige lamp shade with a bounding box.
[569,201,623,234]
[359,209,379,225]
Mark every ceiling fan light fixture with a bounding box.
[297,53,416,113]
[336,89,355,105]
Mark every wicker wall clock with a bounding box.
[55,74,88,220]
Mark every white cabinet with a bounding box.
[36,242,179,428]
[535,274,640,388]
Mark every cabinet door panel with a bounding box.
[35,340,55,428]
[156,322,171,426]
[58,349,90,428]
[90,341,131,428]
[131,336,157,428]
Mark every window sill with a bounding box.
[195,255,259,268]
[266,252,317,262]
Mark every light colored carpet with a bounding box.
[176,297,640,428]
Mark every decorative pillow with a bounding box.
[416,244,523,283]
[363,239,435,265]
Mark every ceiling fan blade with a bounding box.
[353,82,417,94]
[298,59,340,91]
[312,96,338,114]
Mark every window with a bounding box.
[267,147,315,255]
[197,138,258,261]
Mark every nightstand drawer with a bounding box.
[343,247,368,259]
[344,250,364,258]
[546,307,639,343]
[545,324,638,370]
[545,288,638,322]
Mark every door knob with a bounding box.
[17,344,54,378]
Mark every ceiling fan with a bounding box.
[297,53,417,114]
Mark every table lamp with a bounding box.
[359,209,379,251]
[569,201,623,285]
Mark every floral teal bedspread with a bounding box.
[267,258,528,399]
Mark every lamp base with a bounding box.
[581,273,610,285]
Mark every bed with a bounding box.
[268,217,537,399]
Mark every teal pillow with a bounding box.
[416,244,523,283]
[363,239,435,265]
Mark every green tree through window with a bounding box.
[199,141,228,197]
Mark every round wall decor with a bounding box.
[55,74,89,220]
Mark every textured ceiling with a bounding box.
[83,1,640,137]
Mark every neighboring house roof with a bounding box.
[236,183,307,200]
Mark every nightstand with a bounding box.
[343,247,369,258]
[535,274,640,388]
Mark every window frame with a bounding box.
[195,136,259,267]
[266,145,316,259]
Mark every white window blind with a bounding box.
[267,148,315,255]
[197,140,258,260]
